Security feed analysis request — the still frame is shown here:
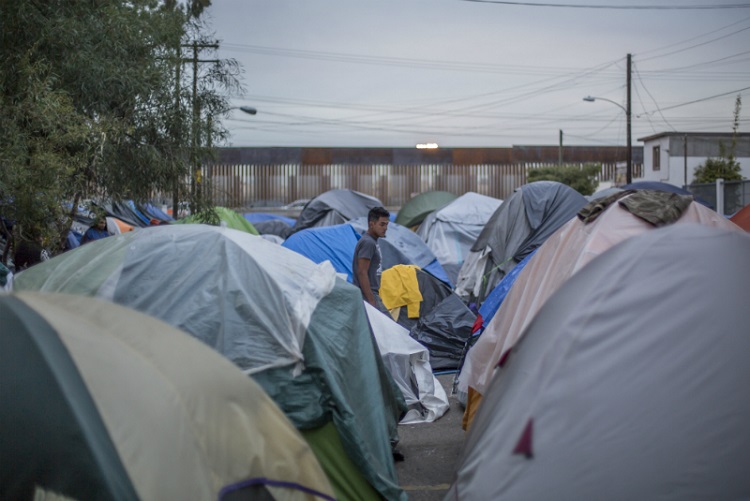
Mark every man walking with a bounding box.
[353,206,390,314]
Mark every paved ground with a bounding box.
[395,374,466,500]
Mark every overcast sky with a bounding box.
[205,0,750,148]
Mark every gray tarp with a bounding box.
[456,181,586,303]
[448,224,750,500]
[292,189,383,233]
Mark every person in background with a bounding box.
[353,206,390,313]
[81,215,111,245]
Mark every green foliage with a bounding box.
[693,94,744,184]
[0,0,240,259]
[692,157,742,184]
[526,164,601,196]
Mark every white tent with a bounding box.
[448,224,750,500]
[364,303,449,424]
[416,192,502,284]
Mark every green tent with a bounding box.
[1,292,334,500]
[176,206,259,235]
[15,225,407,501]
[395,191,457,228]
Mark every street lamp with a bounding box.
[238,106,257,115]
[583,95,632,185]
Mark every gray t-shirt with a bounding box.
[352,233,382,294]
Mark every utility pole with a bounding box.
[559,130,563,166]
[626,53,632,185]
[173,44,181,220]
[682,134,687,189]
[183,41,219,214]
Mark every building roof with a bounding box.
[638,131,750,143]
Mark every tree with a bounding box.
[693,95,744,184]
[526,164,601,196]
[0,0,240,262]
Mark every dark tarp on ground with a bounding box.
[292,189,383,233]
[393,269,475,371]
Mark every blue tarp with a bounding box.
[143,203,174,222]
[244,213,296,226]
[282,224,360,281]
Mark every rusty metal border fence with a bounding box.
[207,162,637,210]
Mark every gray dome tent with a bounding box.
[455,181,586,305]
[448,224,750,500]
[292,189,384,233]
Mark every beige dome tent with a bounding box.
[0,292,333,500]
[459,190,743,429]
[448,224,750,500]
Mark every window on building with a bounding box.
[653,146,660,171]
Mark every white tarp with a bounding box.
[364,302,449,424]
[448,224,750,500]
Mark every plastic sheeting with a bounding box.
[365,302,449,424]
[251,280,408,501]
[292,189,383,233]
[448,225,750,500]
[417,192,502,285]
[387,267,476,371]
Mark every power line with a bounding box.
[638,25,750,62]
[637,15,750,56]
[459,0,750,9]
[643,85,750,113]
[221,42,623,77]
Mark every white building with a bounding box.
[638,132,750,187]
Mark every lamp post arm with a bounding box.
[583,96,627,114]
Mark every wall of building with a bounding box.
[641,134,750,187]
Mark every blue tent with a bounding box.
[283,221,452,286]
[349,217,451,286]
[476,249,537,334]
[282,224,360,281]
[244,213,296,226]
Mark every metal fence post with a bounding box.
[716,178,725,216]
